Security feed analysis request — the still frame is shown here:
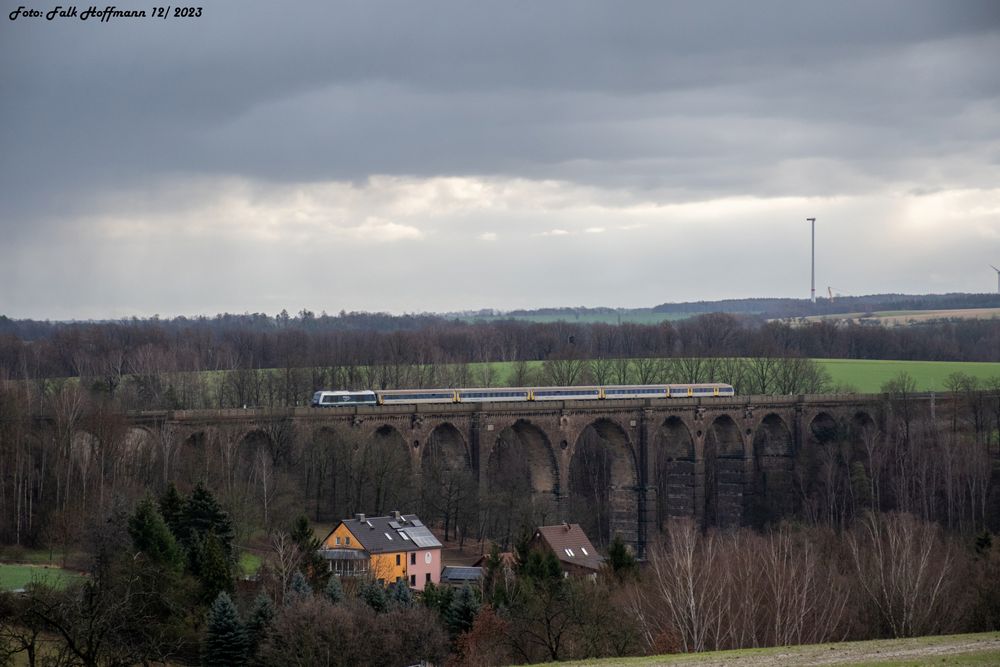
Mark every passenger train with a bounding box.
[311,383,735,407]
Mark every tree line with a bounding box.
[2,312,999,412]
[5,496,1000,665]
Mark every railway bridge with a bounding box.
[119,392,941,555]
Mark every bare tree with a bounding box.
[848,512,956,638]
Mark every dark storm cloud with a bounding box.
[1,1,999,317]
[2,0,998,208]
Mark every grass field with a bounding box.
[536,632,1000,666]
[239,550,263,576]
[0,563,84,591]
[465,310,695,325]
[469,358,1000,394]
[815,358,1000,393]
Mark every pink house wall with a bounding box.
[406,548,440,591]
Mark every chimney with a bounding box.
[392,510,401,521]
[355,513,365,523]
[562,522,570,532]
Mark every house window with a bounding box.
[565,548,575,557]
[346,537,350,546]
[581,547,589,556]
[385,532,393,541]
[425,573,431,583]
[410,553,416,565]
[396,554,401,566]
[410,574,416,587]
[335,536,341,545]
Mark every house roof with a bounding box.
[533,523,604,571]
[330,513,443,554]
[440,566,483,584]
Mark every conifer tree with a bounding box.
[128,495,184,572]
[325,575,344,604]
[197,532,234,603]
[360,580,388,613]
[288,571,312,601]
[446,585,481,637]
[288,514,326,585]
[158,482,185,536]
[244,593,275,661]
[203,592,247,667]
[607,533,638,580]
[182,483,236,561]
[391,579,414,609]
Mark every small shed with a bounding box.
[440,565,483,588]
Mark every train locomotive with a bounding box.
[311,383,734,407]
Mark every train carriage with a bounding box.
[379,389,458,404]
[602,385,669,399]
[456,388,531,403]
[311,383,735,406]
[532,386,602,401]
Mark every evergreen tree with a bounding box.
[422,581,455,620]
[128,495,184,572]
[288,571,312,601]
[182,483,236,561]
[391,579,414,609]
[197,532,234,603]
[520,548,563,585]
[607,533,638,580]
[203,592,247,667]
[158,482,185,536]
[446,585,481,637]
[360,580,388,613]
[289,515,317,550]
[288,514,326,586]
[325,575,344,604]
[244,593,275,660]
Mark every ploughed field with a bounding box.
[537,632,1000,666]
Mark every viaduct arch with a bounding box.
[121,393,948,556]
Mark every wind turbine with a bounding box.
[992,265,1000,294]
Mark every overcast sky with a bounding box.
[2,1,999,319]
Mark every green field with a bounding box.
[465,310,694,325]
[239,550,263,576]
[536,632,1000,666]
[0,563,84,591]
[468,358,1000,394]
[816,359,1000,393]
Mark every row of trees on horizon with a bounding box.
[1,313,999,409]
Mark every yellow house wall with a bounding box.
[370,551,408,584]
[321,523,364,550]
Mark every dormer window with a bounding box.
[581,547,588,556]
[565,548,575,557]
[384,532,393,540]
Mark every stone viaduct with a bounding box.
[122,392,929,556]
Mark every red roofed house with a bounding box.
[529,523,604,577]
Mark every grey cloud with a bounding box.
[1,1,999,317]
